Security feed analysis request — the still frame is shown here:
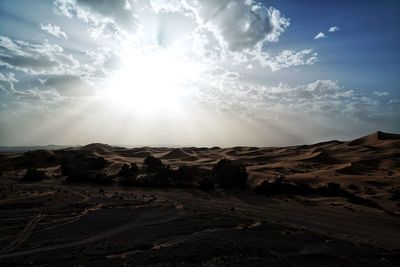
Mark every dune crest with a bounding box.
[348,131,400,146]
[78,143,113,153]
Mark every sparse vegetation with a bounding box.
[118,163,139,178]
[317,182,341,196]
[143,156,163,170]
[134,174,170,188]
[20,168,47,182]
[92,173,115,184]
[254,178,313,196]
[389,190,400,201]
[212,158,248,189]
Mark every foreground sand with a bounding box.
[0,131,399,266]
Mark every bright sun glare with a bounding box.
[105,46,205,112]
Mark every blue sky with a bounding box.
[0,0,399,146]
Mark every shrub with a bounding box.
[118,163,138,178]
[64,169,94,183]
[85,157,108,170]
[119,176,137,186]
[92,173,115,184]
[254,179,313,196]
[389,190,400,201]
[21,168,47,182]
[212,158,248,189]
[347,184,359,191]
[135,174,170,188]
[143,156,163,170]
[173,165,199,181]
[317,182,341,197]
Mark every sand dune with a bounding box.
[161,148,190,159]
[348,131,400,146]
[299,150,339,164]
[1,131,400,266]
[78,143,113,154]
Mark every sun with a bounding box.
[105,45,204,112]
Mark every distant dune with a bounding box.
[348,131,400,146]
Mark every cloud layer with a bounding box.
[0,0,397,146]
[40,24,68,39]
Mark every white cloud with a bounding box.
[328,26,340,32]
[42,75,96,97]
[40,23,68,39]
[0,35,79,75]
[185,0,290,51]
[0,72,17,93]
[256,49,317,71]
[194,77,397,132]
[374,91,389,97]
[0,71,60,102]
[54,0,137,37]
[314,32,326,39]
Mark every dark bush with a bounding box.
[61,154,109,183]
[173,165,199,181]
[85,157,108,170]
[21,168,47,182]
[347,184,359,191]
[46,155,57,163]
[92,173,115,184]
[143,156,163,170]
[317,182,341,197]
[118,163,139,178]
[154,165,173,178]
[254,180,313,196]
[389,190,400,201]
[212,158,248,189]
[64,169,94,183]
[134,174,170,188]
[343,190,382,209]
[119,176,137,186]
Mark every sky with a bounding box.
[0,0,399,147]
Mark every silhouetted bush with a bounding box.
[119,176,137,186]
[46,155,57,163]
[342,190,382,209]
[347,184,359,191]
[92,173,115,184]
[212,158,248,189]
[143,156,163,170]
[64,169,94,183]
[173,165,198,181]
[61,153,109,183]
[118,163,139,178]
[317,182,341,196]
[254,179,382,210]
[389,190,400,201]
[21,168,47,182]
[254,179,313,196]
[154,164,173,178]
[61,154,108,171]
[134,174,170,188]
[118,164,140,186]
[85,157,108,170]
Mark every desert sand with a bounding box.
[0,131,399,266]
